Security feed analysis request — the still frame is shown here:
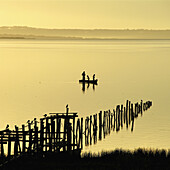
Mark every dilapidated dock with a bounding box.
[0,100,152,168]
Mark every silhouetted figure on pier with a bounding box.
[66,104,69,113]
[6,124,9,130]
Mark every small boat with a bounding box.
[79,79,98,85]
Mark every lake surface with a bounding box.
[0,39,170,153]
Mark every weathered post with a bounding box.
[90,115,92,144]
[131,103,134,132]
[56,118,61,152]
[45,118,49,152]
[28,123,32,153]
[124,106,126,124]
[73,116,75,150]
[49,118,52,152]
[85,118,88,146]
[113,109,115,131]
[116,105,120,132]
[95,114,97,142]
[120,105,123,128]
[110,112,113,129]
[108,110,111,134]
[0,133,4,158]
[98,111,102,141]
[81,117,83,149]
[40,119,44,153]
[128,101,131,125]
[67,123,72,151]
[14,126,19,156]
[51,117,55,152]
[126,100,129,129]
[8,131,11,157]
[103,111,106,137]
[76,119,80,149]
[22,125,26,154]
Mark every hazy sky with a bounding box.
[0,0,170,29]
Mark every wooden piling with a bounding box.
[98,111,102,141]
[73,117,75,150]
[128,101,131,125]
[51,117,55,152]
[22,125,26,153]
[113,109,115,131]
[1,133,4,158]
[14,126,19,156]
[7,131,11,157]
[108,110,111,134]
[76,119,80,149]
[67,123,72,151]
[40,119,44,153]
[124,106,126,124]
[81,118,83,149]
[120,105,123,128]
[103,111,106,138]
[90,115,92,144]
[126,100,129,129]
[131,103,134,132]
[116,105,120,132]
[28,123,32,153]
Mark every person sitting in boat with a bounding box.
[82,71,86,81]
[93,74,95,81]
[87,75,90,81]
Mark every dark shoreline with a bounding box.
[1,148,170,170]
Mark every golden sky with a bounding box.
[0,0,170,29]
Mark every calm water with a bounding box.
[0,39,170,153]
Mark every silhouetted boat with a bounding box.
[79,79,98,85]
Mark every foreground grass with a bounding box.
[1,148,170,170]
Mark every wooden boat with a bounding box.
[79,79,98,85]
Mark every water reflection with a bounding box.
[80,82,98,92]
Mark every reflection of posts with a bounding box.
[93,84,95,91]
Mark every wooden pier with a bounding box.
[0,100,152,167]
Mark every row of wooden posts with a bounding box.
[0,100,152,160]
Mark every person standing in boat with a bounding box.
[87,75,90,81]
[93,74,95,81]
[82,71,86,81]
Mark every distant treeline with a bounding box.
[1,26,170,40]
[2,148,170,170]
